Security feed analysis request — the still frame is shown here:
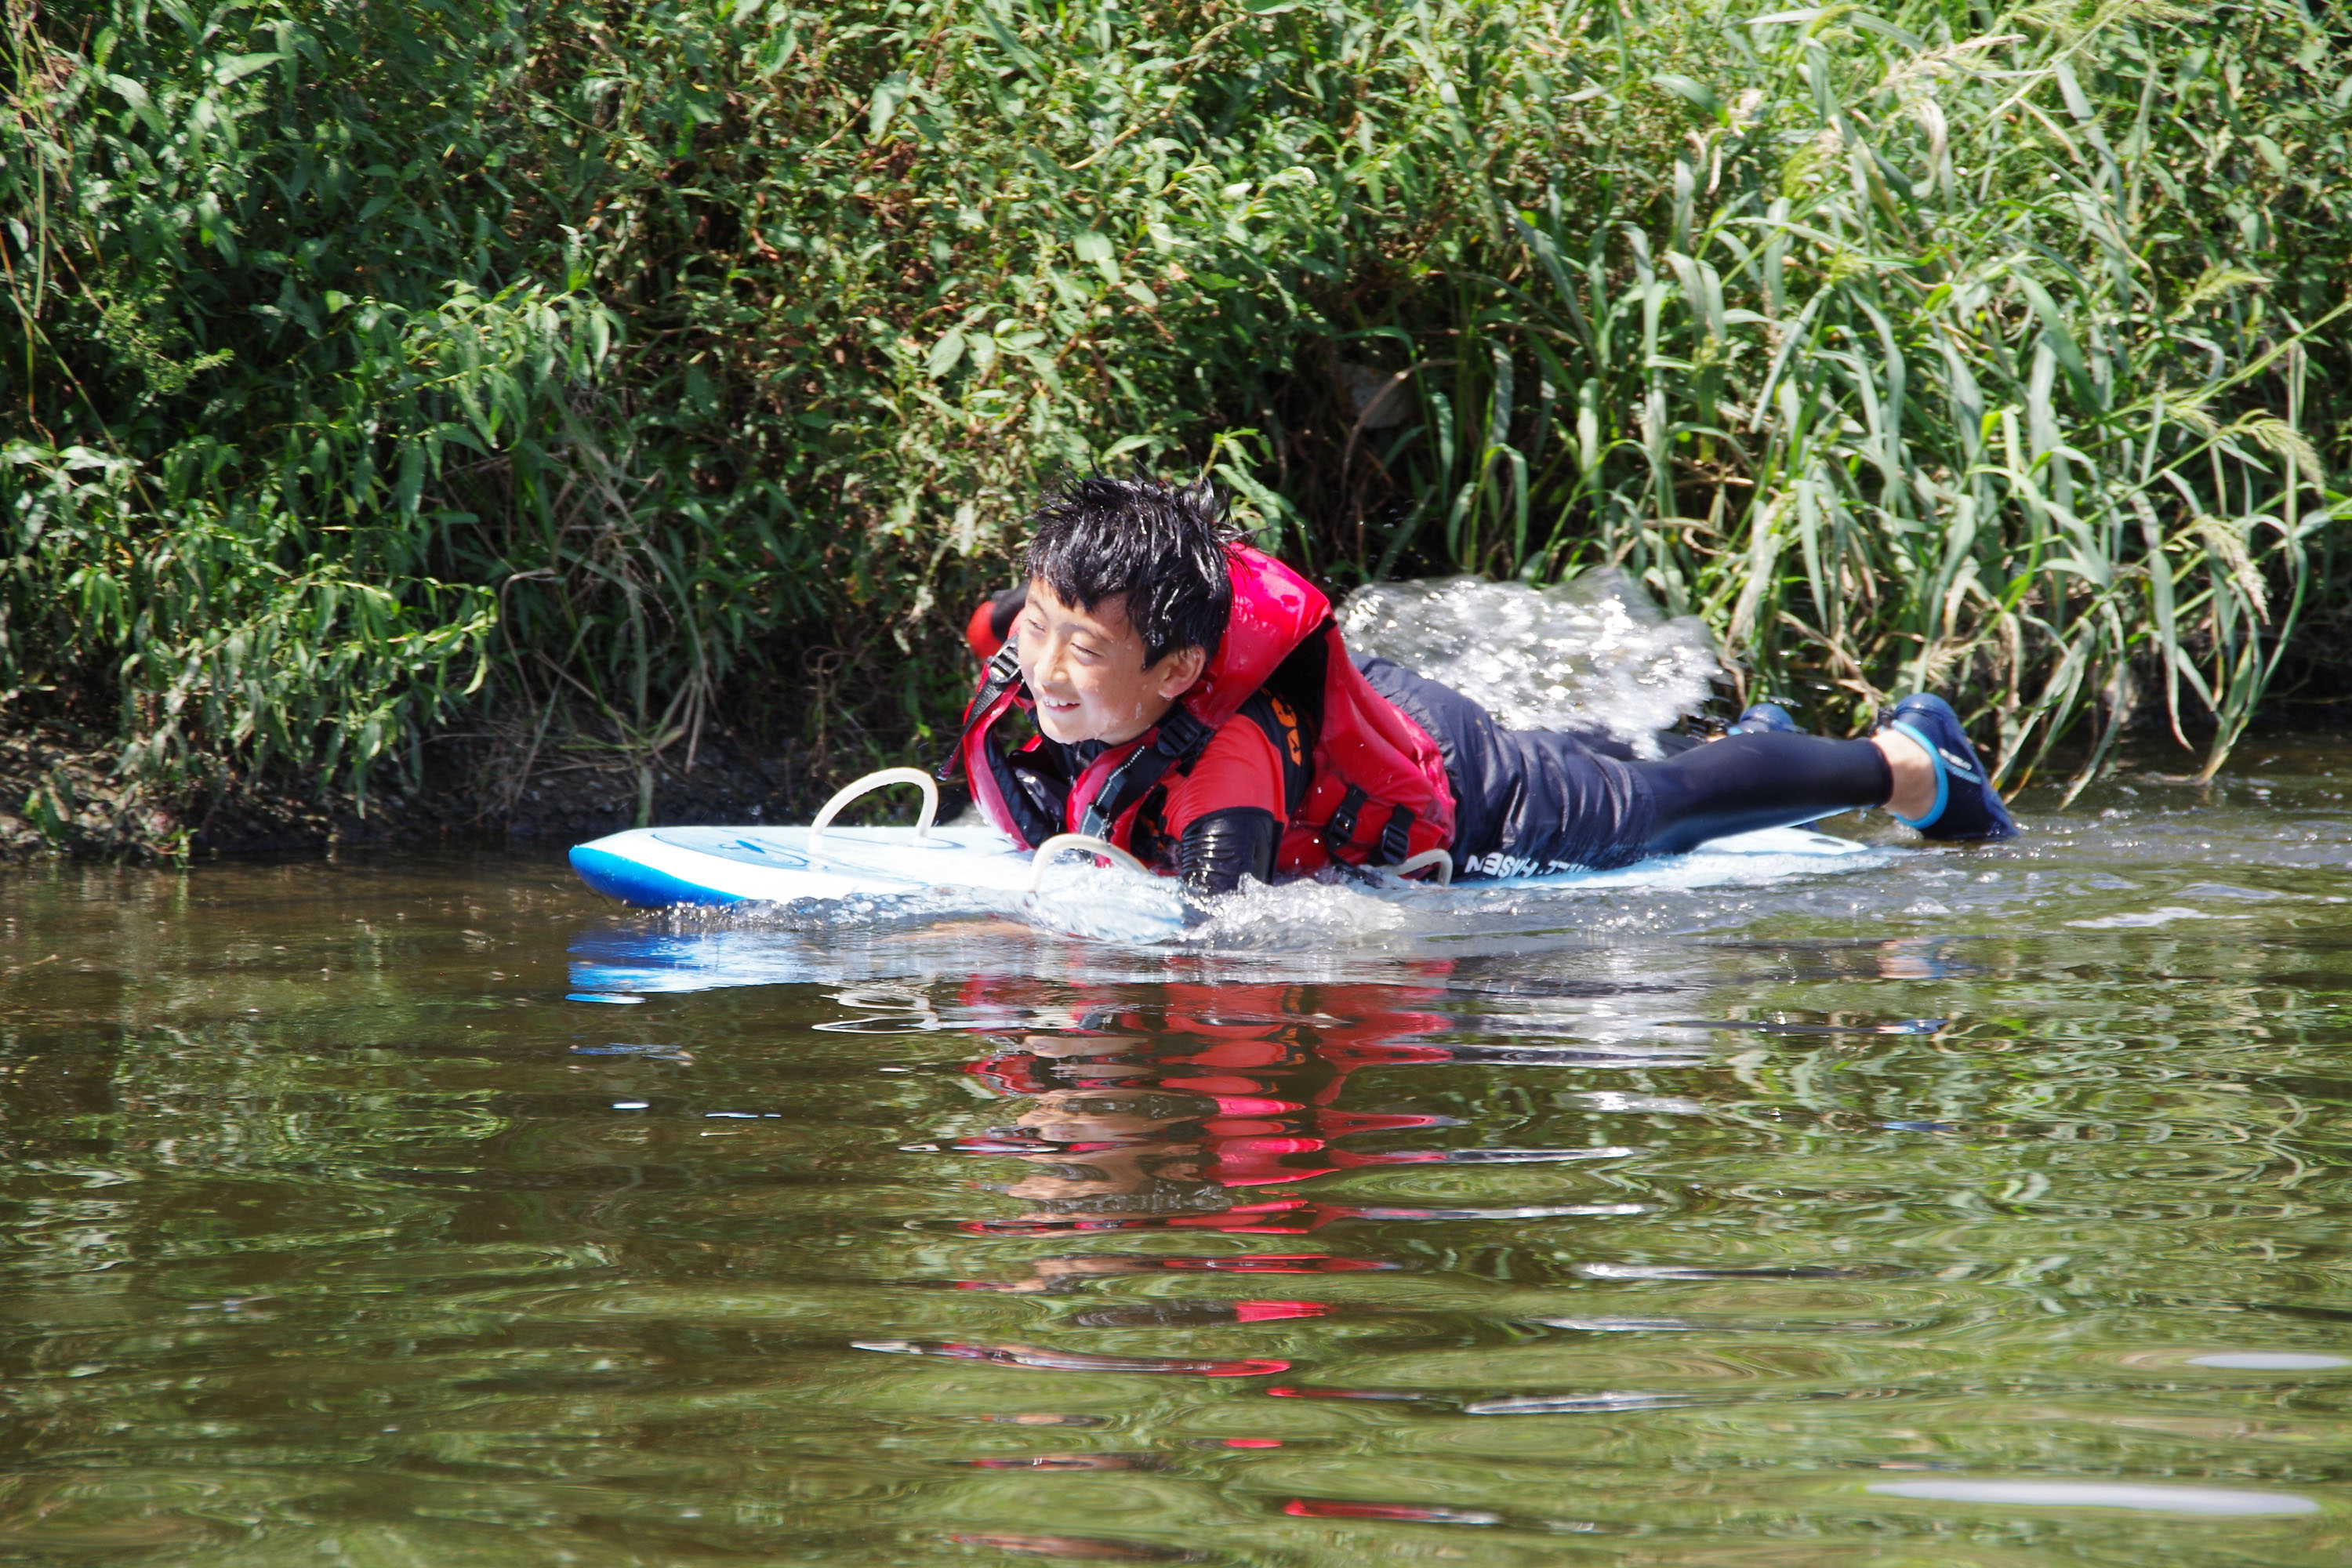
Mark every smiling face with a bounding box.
[1016,579,1207,746]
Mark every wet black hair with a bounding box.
[1022,474,1241,666]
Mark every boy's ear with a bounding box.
[1150,644,1208,698]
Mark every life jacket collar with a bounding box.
[1177,546,1330,732]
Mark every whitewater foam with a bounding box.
[1337,569,1721,754]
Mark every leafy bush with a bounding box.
[4,0,2347,842]
[3,0,604,809]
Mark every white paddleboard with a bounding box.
[571,820,1040,907]
[568,768,1878,909]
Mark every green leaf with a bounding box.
[1650,73,1725,126]
[2014,275,2095,401]
[1073,230,1120,285]
[212,51,285,86]
[926,328,966,379]
[867,72,909,140]
[104,74,167,135]
[974,6,1040,74]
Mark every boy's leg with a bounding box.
[1355,659,1994,873]
[1632,733,1892,856]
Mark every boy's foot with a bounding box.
[1724,702,1796,736]
[1879,695,2017,841]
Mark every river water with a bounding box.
[5,737,2351,1566]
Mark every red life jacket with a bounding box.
[942,546,1456,877]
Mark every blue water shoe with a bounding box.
[1881,695,2017,841]
[1724,702,1797,735]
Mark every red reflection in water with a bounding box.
[879,982,1649,1400]
[1283,1499,1502,1525]
[922,981,1634,1272]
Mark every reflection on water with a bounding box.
[5,739,2352,1566]
[1864,1479,2322,1516]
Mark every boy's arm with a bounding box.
[1176,809,1279,892]
[1160,723,1287,894]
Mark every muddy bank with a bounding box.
[0,724,887,862]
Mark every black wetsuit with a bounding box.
[1358,659,1890,880]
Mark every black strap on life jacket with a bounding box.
[1321,783,1369,858]
[1322,793,1416,868]
[1075,705,1216,840]
[938,642,1025,783]
[1379,805,1416,864]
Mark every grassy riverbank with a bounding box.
[5,0,2347,852]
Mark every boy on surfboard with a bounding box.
[944,475,2014,895]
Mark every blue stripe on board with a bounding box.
[569,844,745,909]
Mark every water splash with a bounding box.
[1167,873,1416,952]
[1337,569,1722,754]
[562,829,1892,996]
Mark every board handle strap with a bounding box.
[1029,833,1151,891]
[809,768,939,855]
[1396,848,1454,885]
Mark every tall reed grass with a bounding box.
[1276,0,2350,793]
[4,0,2345,841]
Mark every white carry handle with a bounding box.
[1029,833,1152,891]
[1396,848,1454,885]
[808,768,939,855]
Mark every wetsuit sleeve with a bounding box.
[1177,808,1278,893]
[1157,721,1287,893]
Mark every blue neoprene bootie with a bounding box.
[1724,702,1797,735]
[1881,695,2018,841]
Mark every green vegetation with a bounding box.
[5,0,2347,844]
